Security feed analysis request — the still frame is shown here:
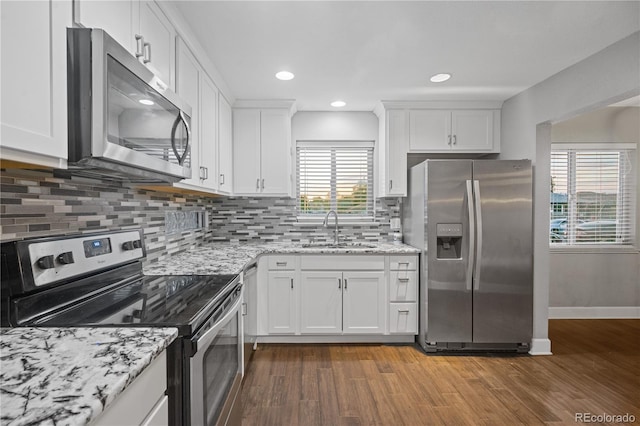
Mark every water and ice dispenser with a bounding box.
[436,223,463,259]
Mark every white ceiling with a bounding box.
[171,1,640,112]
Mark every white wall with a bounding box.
[500,31,640,354]
[292,111,378,141]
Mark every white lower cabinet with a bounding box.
[299,269,385,335]
[389,303,418,334]
[93,350,168,426]
[300,271,343,334]
[388,255,419,334]
[267,271,296,334]
[255,253,418,340]
[341,271,386,334]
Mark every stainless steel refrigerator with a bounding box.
[403,160,533,352]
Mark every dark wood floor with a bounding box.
[241,320,640,425]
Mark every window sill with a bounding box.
[550,245,639,254]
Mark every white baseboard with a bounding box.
[549,306,640,319]
[256,334,415,344]
[529,338,552,355]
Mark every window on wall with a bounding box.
[296,141,374,218]
[550,144,636,246]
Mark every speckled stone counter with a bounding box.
[0,327,177,426]
[143,241,420,276]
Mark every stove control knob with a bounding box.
[132,309,143,319]
[36,255,55,270]
[122,315,134,323]
[122,240,142,251]
[57,251,75,265]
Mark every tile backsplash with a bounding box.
[0,168,400,265]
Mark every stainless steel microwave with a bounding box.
[67,28,191,183]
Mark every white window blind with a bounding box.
[550,145,636,245]
[297,141,374,217]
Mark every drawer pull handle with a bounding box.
[397,262,410,266]
[338,278,342,289]
[276,262,287,266]
[398,278,410,282]
[398,310,410,314]
[291,278,294,289]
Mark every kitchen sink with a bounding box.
[300,242,377,249]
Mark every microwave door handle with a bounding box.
[171,111,190,165]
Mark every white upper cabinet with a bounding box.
[376,109,409,197]
[409,109,499,152]
[74,0,175,89]
[409,110,450,151]
[138,1,176,89]
[232,109,262,194]
[217,95,234,194]
[176,39,200,187]
[175,38,224,193]
[199,74,219,191]
[233,105,293,197]
[0,0,71,167]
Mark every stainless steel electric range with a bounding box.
[1,229,243,426]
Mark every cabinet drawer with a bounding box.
[389,255,417,271]
[389,303,418,334]
[267,255,297,270]
[389,271,418,302]
[300,255,384,271]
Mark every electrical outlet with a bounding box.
[390,218,401,231]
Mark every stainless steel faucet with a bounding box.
[323,210,339,245]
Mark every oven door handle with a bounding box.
[189,288,243,356]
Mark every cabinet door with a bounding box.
[218,95,234,194]
[260,109,291,196]
[409,110,451,151]
[199,74,219,190]
[342,271,386,334]
[0,0,70,167]
[386,110,408,196]
[176,39,200,186]
[233,109,262,194]
[74,0,137,54]
[300,272,342,334]
[139,1,175,89]
[451,110,494,151]
[267,271,296,334]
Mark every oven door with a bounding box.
[190,286,243,426]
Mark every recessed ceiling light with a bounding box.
[430,73,452,83]
[138,99,155,106]
[331,100,346,108]
[275,71,295,81]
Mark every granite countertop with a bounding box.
[0,327,178,426]
[144,241,420,276]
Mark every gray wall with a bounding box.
[549,106,640,316]
[500,31,640,353]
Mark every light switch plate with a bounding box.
[390,218,401,231]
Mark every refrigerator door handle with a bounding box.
[465,180,475,291]
[473,180,483,290]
